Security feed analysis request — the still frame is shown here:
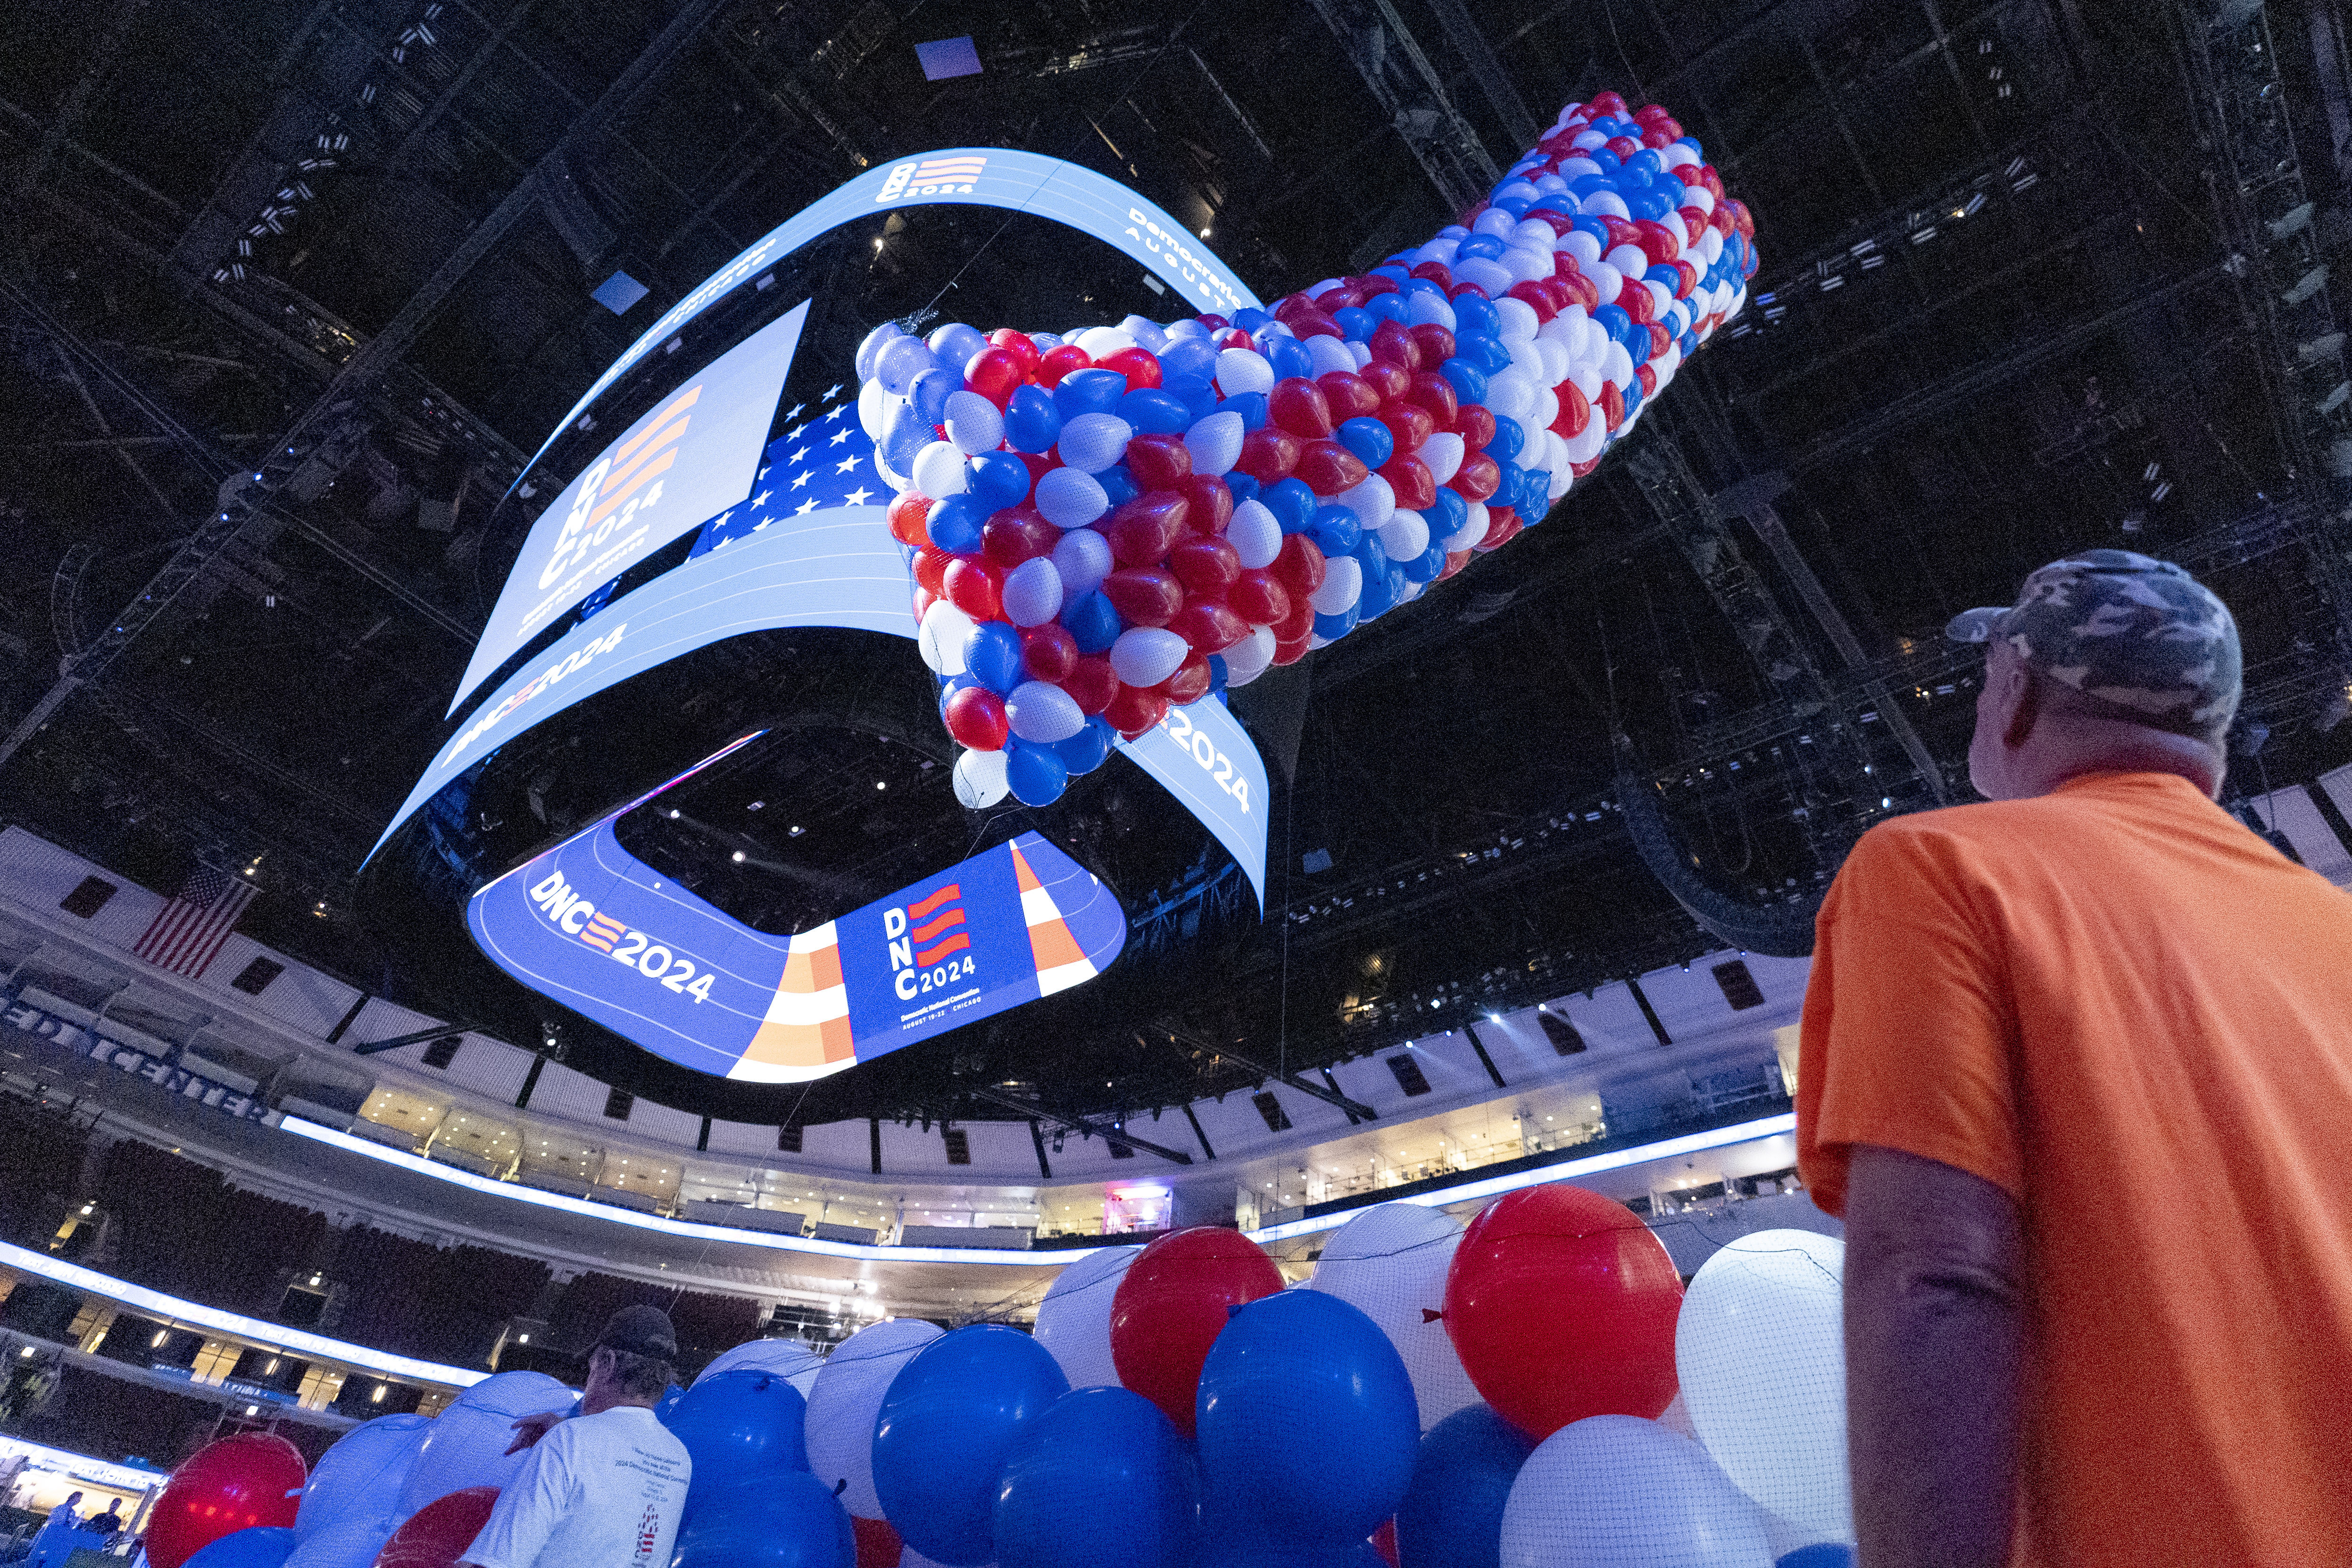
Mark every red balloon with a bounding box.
[1295,440,1370,497]
[1368,320,1421,372]
[1318,371,1381,421]
[982,507,1056,569]
[1159,651,1213,705]
[1168,535,1241,597]
[1234,428,1301,485]
[374,1486,500,1568]
[1104,492,1189,567]
[1101,683,1171,739]
[988,328,1042,375]
[1178,473,1234,536]
[1270,597,1316,644]
[1615,279,1655,324]
[1476,506,1521,552]
[1227,570,1291,627]
[1036,344,1092,388]
[1371,1519,1400,1568]
[1599,382,1627,432]
[1633,219,1681,266]
[1168,600,1247,656]
[1125,433,1193,490]
[887,491,933,548]
[1358,357,1411,403]
[1636,361,1658,399]
[1442,1185,1684,1440]
[1451,403,1496,453]
[1098,346,1162,392]
[1551,383,1591,439]
[964,348,1025,409]
[1281,304,1344,340]
[1063,655,1121,716]
[1408,260,1453,287]
[1022,623,1079,684]
[913,547,952,597]
[912,587,935,622]
[1405,372,1458,428]
[943,557,1003,621]
[1376,404,1435,455]
[944,686,1009,750]
[1451,452,1500,505]
[1505,281,1558,324]
[146,1434,307,1568]
[1103,567,1184,629]
[854,1517,904,1568]
[1379,454,1437,511]
[1108,1227,1284,1435]
[1268,377,1335,440]
[1272,634,1312,666]
[1439,549,1471,580]
[1408,324,1457,367]
[1271,533,1328,601]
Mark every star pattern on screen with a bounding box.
[688,416,883,560]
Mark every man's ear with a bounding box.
[2001,664,2039,751]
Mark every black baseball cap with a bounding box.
[597,1305,678,1360]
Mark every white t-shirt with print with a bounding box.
[459,1405,691,1568]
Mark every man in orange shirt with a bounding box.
[1796,550,2352,1566]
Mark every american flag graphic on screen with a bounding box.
[133,864,260,978]
[689,388,879,559]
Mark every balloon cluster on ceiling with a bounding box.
[151,1188,1848,1568]
[849,92,1757,809]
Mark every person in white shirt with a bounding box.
[459,1307,692,1568]
[43,1493,82,1530]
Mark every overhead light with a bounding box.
[731,851,747,863]
[790,824,804,836]
[876,780,887,790]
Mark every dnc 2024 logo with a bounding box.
[875,156,986,202]
[883,882,974,1001]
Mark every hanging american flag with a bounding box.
[690,384,879,559]
[133,864,261,978]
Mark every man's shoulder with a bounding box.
[1843,798,2048,878]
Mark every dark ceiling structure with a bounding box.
[7,0,2352,1134]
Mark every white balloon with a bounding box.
[1305,333,1356,376]
[1002,557,1064,627]
[1378,510,1429,562]
[1485,369,1535,421]
[1310,556,1363,615]
[1602,341,1636,391]
[953,748,1010,808]
[1500,1417,1772,1568]
[1216,348,1275,397]
[1456,257,1515,297]
[1420,431,1466,485]
[1505,335,1547,382]
[806,1318,947,1518]
[856,323,906,382]
[1536,338,1570,386]
[1222,625,1277,687]
[858,378,889,439]
[1306,1203,1481,1432]
[1119,315,1170,353]
[1569,365,1604,407]
[943,390,1006,456]
[1581,189,1631,222]
[1562,229,1604,268]
[1074,326,1138,360]
[921,601,977,677]
[1227,499,1282,570]
[1567,415,1607,465]
[1444,501,1488,553]
[296,1414,430,1541]
[1109,628,1188,689]
[876,336,939,396]
[698,1338,825,1388]
[912,441,968,498]
[1678,1232,1853,1555]
[1007,680,1085,743]
[1585,258,1623,303]
[1035,467,1109,529]
[397,1370,573,1518]
[1058,413,1133,473]
[1510,219,1558,252]
[1405,291,1458,330]
[1503,246,1553,284]
[1033,1245,1141,1390]
[1051,528,1114,598]
[1184,410,1245,477]
[1348,340,1374,370]
[1336,474,1396,531]
[1606,243,1650,282]
[929,323,986,367]
[1471,208,1517,240]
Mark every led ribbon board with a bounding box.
[367,506,1271,905]
[467,762,1126,1081]
[507,147,1261,503]
[450,303,809,713]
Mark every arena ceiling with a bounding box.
[5,0,2351,1128]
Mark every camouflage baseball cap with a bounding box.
[1945,549,2241,738]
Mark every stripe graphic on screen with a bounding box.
[465,748,1127,1083]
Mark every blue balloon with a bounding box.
[1776,1550,1855,1568]
[1456,236,1504,261]
[1205,653,1229,695]
[185,1527,296,1568]
[1005,741,1070,807]
[672,1475,852,1568]
[1309,507,1363,558]
[1393,1407,1533,1568]
[1489,193,1532,217]
[1356,558,1395,620]
[1225,471,1262,506]
[1366,292,1409,324]
[970,451,1031,511]
[1160,336,1218,383]
[1491,461,1527,512]
[873,1326,1071,1566]
[1055,367,1128,420]
[1195,1290,1418,1548]
[1197,1543,1383,1568]
[1264,335,1315,381]
[1427,484,1467,539]
[1588,145,1623,172]
[1120,388,1192,435]
[1335,417,1394,469]
[1262,478,1317,535]
[1225,390,1270,431]
[964,622,1024,695]
[1452,293,1500,341]
[1062,591,1122,655]
[1311,605,1358,641]
[1593,303,1633,342]
[1521,471,1551,516]
[662,1368,810,1498]
[925,494,987,555]
[654,1382,686,1422]
[912,368,963,427]
[1004,384,1063,454]
[1231,307,1273,332]
[1461,333,1513,376]
[1483,417,1523,464]
[1332,306,1375,341]
[1097,465,1140,508]
[993,1387,1196,1568]
[1171,378,1221,423]
[1438,358,1488,407]
[1630,189,1673,221]
[1568,177,1612,202]
[1403,544,1446,583]
[1570,214,1612,245]
[882,401,931,473]
[1053,718,1114,777]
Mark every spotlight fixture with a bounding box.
[731,851,747,863]
[789,825,803,836]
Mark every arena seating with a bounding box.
[0,1098,88,1251]
[329,1226,550,1367]
[91,1141,327,1318]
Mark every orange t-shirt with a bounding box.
[1797,771,2352,1566]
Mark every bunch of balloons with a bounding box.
[850,90,1755,807]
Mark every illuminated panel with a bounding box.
[465,748,1126,1082]
[508,147,1261,499]
[450,303,808,714]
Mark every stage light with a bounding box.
[789,825,803,836]
[731,851,746,863]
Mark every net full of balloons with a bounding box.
[856,89,1755,808]
[870,1324,1071,1566]
[146,1433,309,1568]
[1107,1227,1285,1436]
[1441,1184,1684,1440]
